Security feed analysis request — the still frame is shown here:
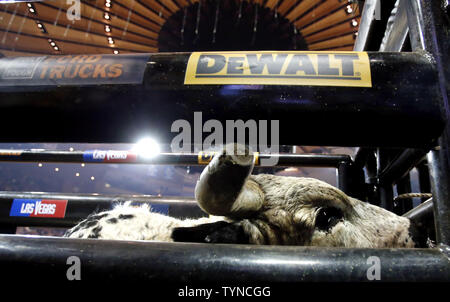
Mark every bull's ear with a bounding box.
[171,221,249,244]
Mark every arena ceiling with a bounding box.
[0,0,361,56]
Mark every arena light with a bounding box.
[345,5,354,14]
[131,137,160,159]
[36,21,47,34]
[48,39,59,51]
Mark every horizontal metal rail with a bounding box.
[0,52,444,147]
[0,191,206,228]
[378,148,429,185]
[402,198,434,238]
[0,149,352,167]
[402,198,433,222]
[0,234,448,282]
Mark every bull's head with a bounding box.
[173,144,424,248]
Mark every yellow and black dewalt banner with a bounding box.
[185,51,372,87]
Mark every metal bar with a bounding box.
[395,174,413,214]
[0,52,444,147]
[353,147,373,170]
[353,0,379,51]
[378,148,428,186]
[0,149,352,167]
[0,191,206,228]
[402,198,433,223]
[378,186,393,211]
[379,0,409,52]
[336,162,350,194]
[402,198,435,244]
[353,147,377,202]
[428,150,450,246]
[357,147,379,205]
[417,161,431,203]
[405,0,426,51]
[336,161,366,200]
[0,234,448,282]
[376,149,394,211]
[407,0,450,246]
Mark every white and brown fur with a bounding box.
[65,144,425,248]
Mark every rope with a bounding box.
[394,193,432,201]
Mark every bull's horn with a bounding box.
[195,144,264,217]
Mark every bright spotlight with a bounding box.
[132,137,160,159]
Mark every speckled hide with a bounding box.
[65,144,419,248]
[241,174,414,247]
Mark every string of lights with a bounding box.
[103,0,119,54]
[27,2,60,52]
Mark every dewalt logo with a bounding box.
[185,51,372,87]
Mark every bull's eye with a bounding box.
[315,207,343,232]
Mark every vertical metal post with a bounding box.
[417,162,431,203]
[407,0,450,245]
[396,174,413,214]
[337,162,350,196]
[365,148,379,205]
[378,186,394,211]
[376,149,394,211]
[428,150,450,245]
[337,161,366,201]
